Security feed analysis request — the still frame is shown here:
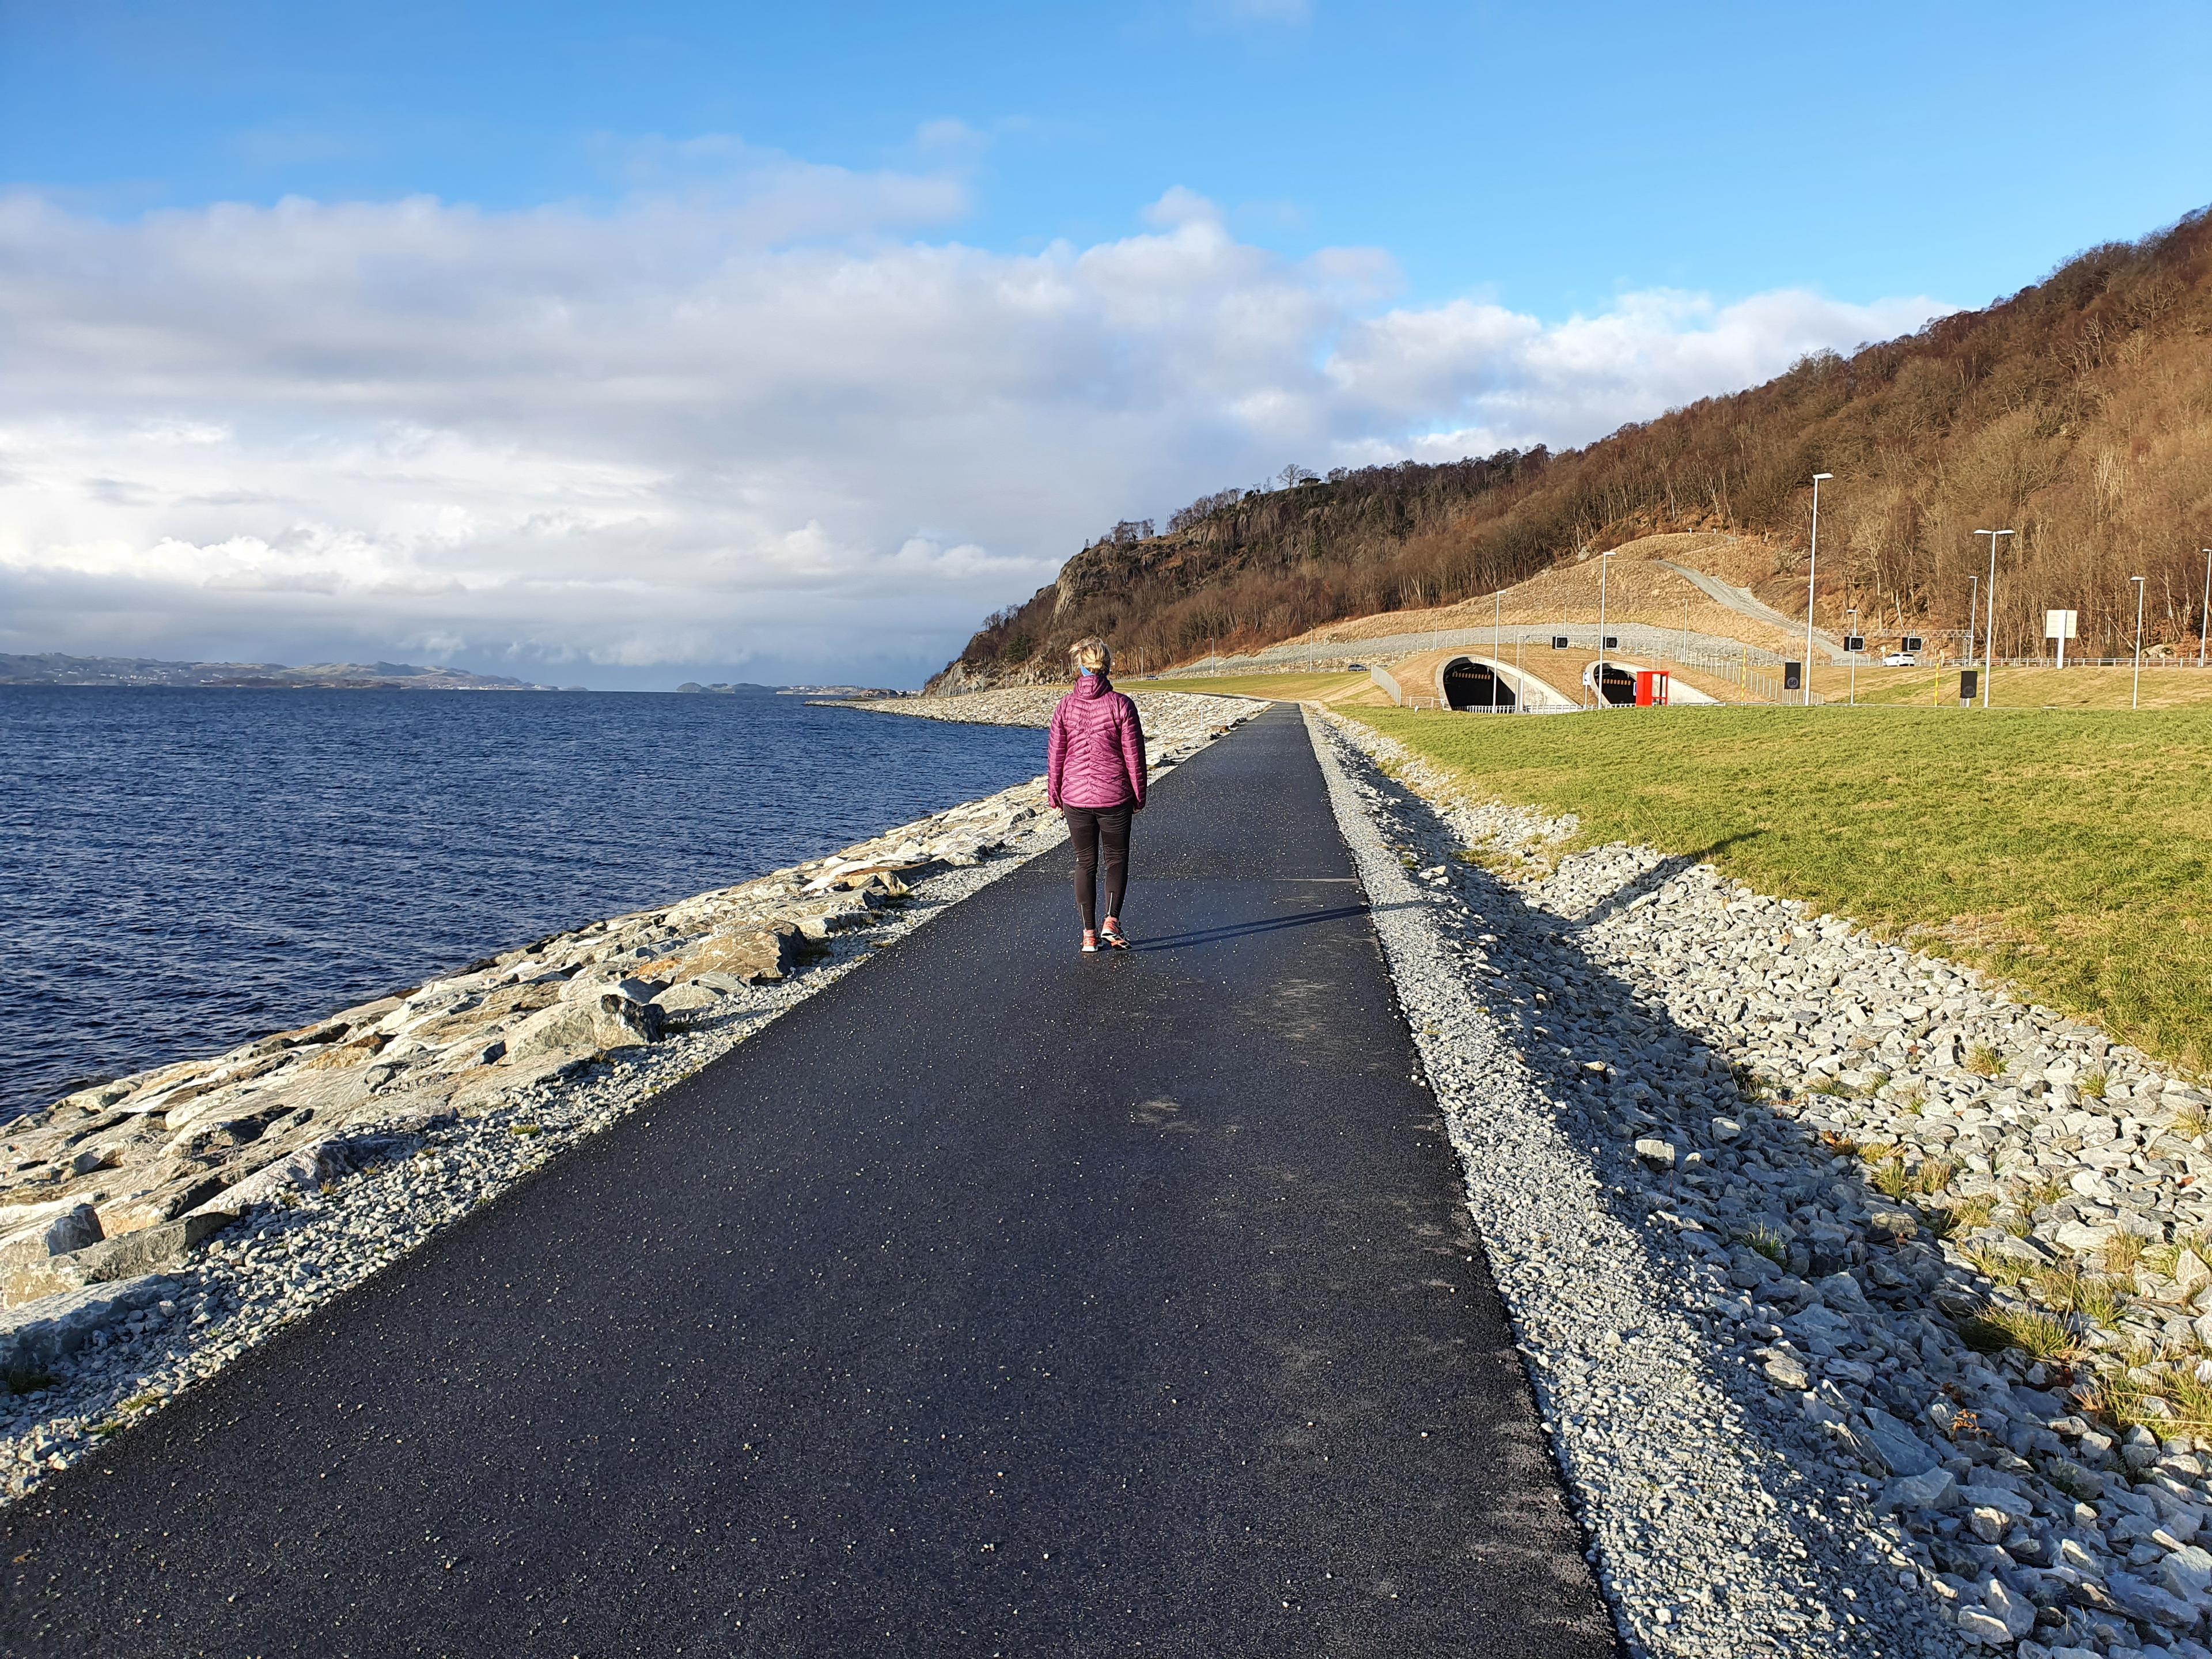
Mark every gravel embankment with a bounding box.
[1309,707,2212,1659]
[0,698,1265,1503]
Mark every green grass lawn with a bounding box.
[1358,705,2212,1075]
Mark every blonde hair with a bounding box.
[1071,637,1112,675]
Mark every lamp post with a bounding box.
[1965,573,1979,689]
[1597,550,1615,710]
[1847,605,1858,706]
[1974,529,2013,708]
[2199,548,2209,669]
[1493,588,1502,713]
[2133,575,2147,709]
[1806,474,1832,706]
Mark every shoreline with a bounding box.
[1313,706,2212,1659]
[0,695,1267,1503]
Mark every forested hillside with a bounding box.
[934,204,2212,689]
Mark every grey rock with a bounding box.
[1810,1271,1871,1314]
[0,1274,181,1376]
[1760,1349,1810,1390]
[2164,1544,2212,1600]
[653,982,725,1014]
[1857,1407,1942,1477]
[505,993,664,1061]
[2104,1568,2202,1631]
[1954,1605,2014,1644]
[1983,1577,2037,1640]
[1959,1483,2034,1521]
[214,1132,422,1211]
[0,1202,103,1262]
[1884,1467,1957,1510]
[6,1211,234,1303]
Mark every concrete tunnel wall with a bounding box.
[1434,656,1578,712]
[1577,658,1720,706]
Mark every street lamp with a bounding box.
[1493,588,1502,713]
[1806,474,1832,706]
[1974,529,2013,708]
[1847,605,1858,706]
[2199,548,2209,669]
[2132,575,2147,710]
[1597,550,1616,709]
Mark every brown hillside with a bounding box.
[935,204,2212,689]
[1297,532,1812,660]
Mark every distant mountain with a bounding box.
[675,681,782,695]
[0,653,552,691]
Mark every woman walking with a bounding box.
[1046,637,1146,953]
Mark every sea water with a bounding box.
[0,688,1042,1119]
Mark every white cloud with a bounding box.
[0,175,1949,685]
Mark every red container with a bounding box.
[1634,670,1669,707]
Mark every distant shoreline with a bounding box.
[0,680,562,692]
[0,652,556,693]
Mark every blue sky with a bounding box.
[3,1,2207,686]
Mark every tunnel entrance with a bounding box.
[1592,661,1636,706]
[1441,658,1516,711]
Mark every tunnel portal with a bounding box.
[1441,658,1516,711]
[1593,662,1637,706]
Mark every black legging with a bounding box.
[1063,804,1132,931]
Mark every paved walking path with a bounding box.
[1,706,1612,1657]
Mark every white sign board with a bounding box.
[2046,608,2080,670]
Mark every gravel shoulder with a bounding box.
[1308,707,2212,1659]
[0,697,1264,1504]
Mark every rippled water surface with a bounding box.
[1,688,1044,1118]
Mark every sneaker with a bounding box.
[1100,924,1130,949]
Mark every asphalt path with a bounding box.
[1,704,1614,1658]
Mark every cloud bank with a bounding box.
[0,165,1945,685]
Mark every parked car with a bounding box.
[1882,651,1918,666]
[1346,662,1367,672]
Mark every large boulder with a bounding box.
[0,1202,103,1262]
[209,1130,425,1213]
[641,925,797,986]
[2,1211,233,1307]
[504,992,665,1062]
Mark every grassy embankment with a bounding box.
[1154,671,1386,704]
[1358,706,2212,1075]
[1847,664,2212,711]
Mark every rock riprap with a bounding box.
[1313,708,2212,1659]
[0,695,1266,1502]
[830,686,1253,732]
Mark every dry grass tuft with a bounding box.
[2034,1267,2133,1327]
[1961,1308,2081,1363]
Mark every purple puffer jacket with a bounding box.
[1047,674,1147,810]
